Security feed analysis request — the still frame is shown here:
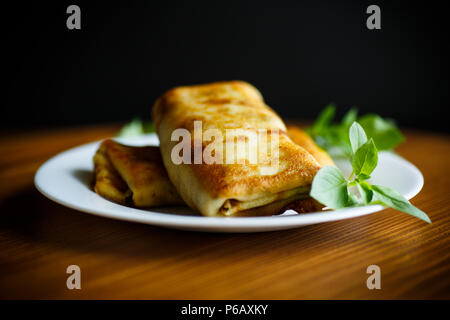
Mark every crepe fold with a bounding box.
[152,81,322,217]
[93,139,183,207]
[93,141,131,205]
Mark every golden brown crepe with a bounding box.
[93,142,131,205]
[152,81,322,216]
[93,126,332,215]
[286,125,335,167]
[93,139,183,207]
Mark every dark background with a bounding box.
[2,1,448,131]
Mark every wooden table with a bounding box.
[0,124,449,299]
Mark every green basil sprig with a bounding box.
[306,104,404,157]
[310,122,430,223]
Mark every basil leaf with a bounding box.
[349,122,368,154]
[117,118,155,137]
[142,121,155,133]
[310,104,335,136]
[339,108,358,147]
[357,173,371,180]
[342,107,358,128]
[357,181,373,204]
[359,114,404,150]
[310,166,349,209]
[371,185,431,223]
[347,191,360,206]
[352,138,378,177]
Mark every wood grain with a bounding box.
[0,124,449,299]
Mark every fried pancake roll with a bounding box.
[152,81,322,216]
[93,139,183,207]
[93,125,332,214]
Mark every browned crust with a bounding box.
[191,133,321,199]
[93,142,131,205]
[286,125,335,167]
[94,140,183,207]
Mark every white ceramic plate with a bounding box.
[34,134,424,233]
